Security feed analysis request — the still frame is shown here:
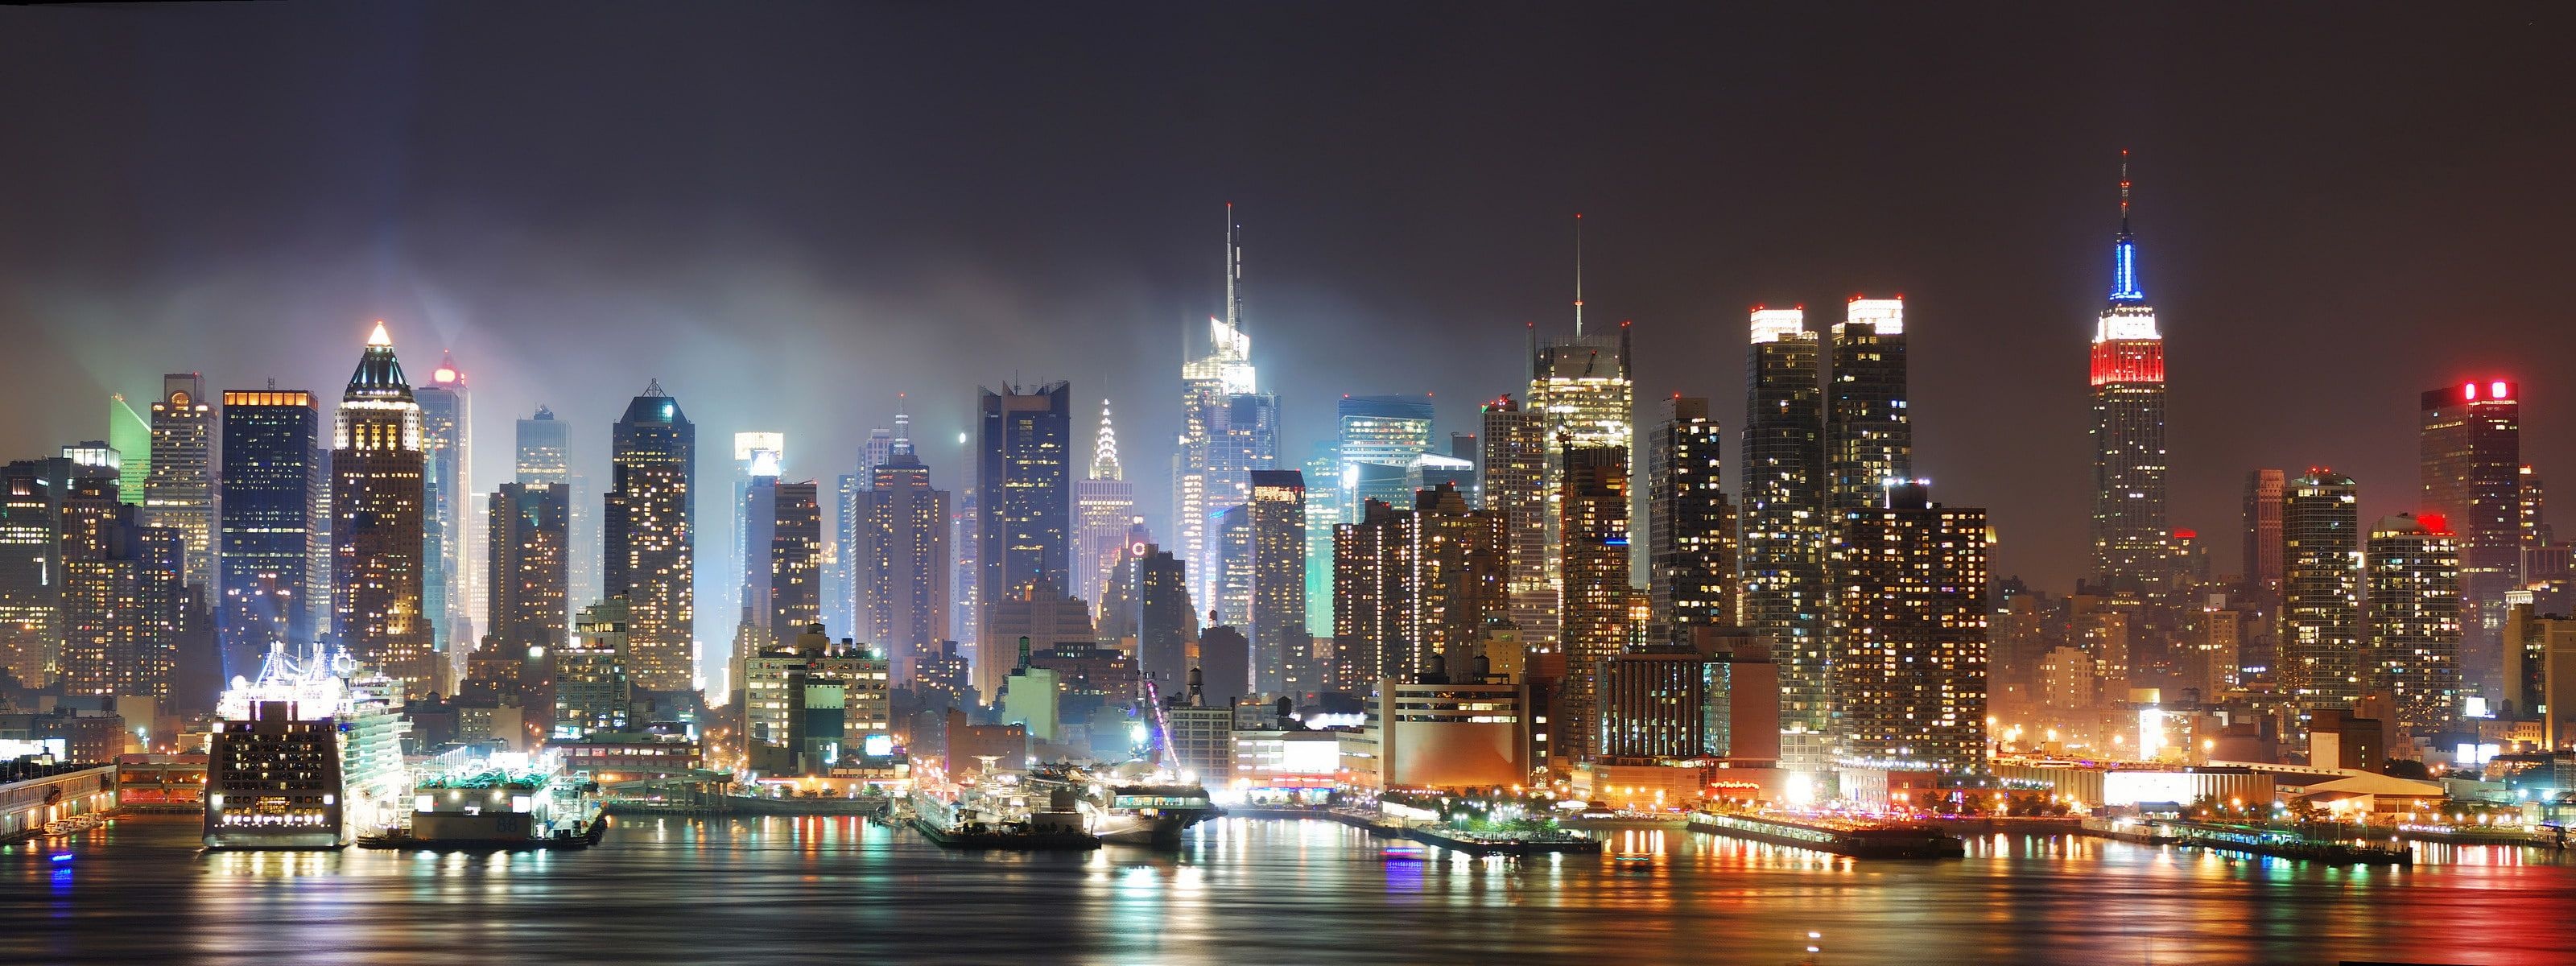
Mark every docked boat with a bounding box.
[910,779,1099,850]
[361,753,603,850]
[203,642,411,849]
[1026,766,1224,846]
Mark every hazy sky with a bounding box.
[2,3,2571,652]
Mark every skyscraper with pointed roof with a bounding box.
[1527,216,1633,655]
[1075,398,1136,610]
[1174,204,1279,611]
[606,379,696,691]
[331,322,434,695]
[2090,153,2172,595]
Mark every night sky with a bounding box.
[2,2,2570,620]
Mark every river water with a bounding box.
[6,815,2571,964]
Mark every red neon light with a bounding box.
[2173,529,2197,540]
[2464,382,2478,401]
[2089,341,2166,386]
[2417,513,2452,535]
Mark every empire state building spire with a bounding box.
[2110,149,2145,303]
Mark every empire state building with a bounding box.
[2089,155,2172,593]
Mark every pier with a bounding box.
[2075,818,2413,865]
[1686,811,1965,859]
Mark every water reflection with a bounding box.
[7,815,2574,964]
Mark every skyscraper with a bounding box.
[730,431,784,648]
[1648,396,1732,643]
[1480,394,1554,647]
[2089,159,2171,595]
[330,323,433,695]
[108,394,151,500]
[605,380,696,692]
[515,406,569,484]
[976,381,1071,700]
[736,466,783,669]
[1827,297,1909,512]
[60,493,187,700]
[1557,444,1630,764]
[142,374,214,592]
[2364,513,2461,737]
[2421,379,2520,693]
[857,443,949,680]
[1331,483,1506,689]
[2243,469,2287,604]
[1247,469,1308,694]
[1829,481,1988,774]
[765,481,822,644]
[1074,398,1136,609]
[415,353,470,669]
[487,481,569,655]
[1134,545,1194,696]
[0,458,72,687]
[1528,258,1636,646]
[1740,307,1829,732]
[218,390,323,675]
[1174,205,1279,612]
[2281,469,2361,719]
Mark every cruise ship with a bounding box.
[203,642,411,848]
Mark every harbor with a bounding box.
[2075,816,2414,865]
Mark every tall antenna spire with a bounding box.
[1224,202,1242,332]
[1572,213,1585,337]
[2110,149,2144,303]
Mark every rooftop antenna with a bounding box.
[1224,202,1242,332]
[1572,213,1585,337]
[2119,148,2132,237]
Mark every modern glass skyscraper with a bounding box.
[2089,159,2171,595]
[487,481,569,654]
[765,481,821,644]
[605,379,696,691]
[143,374,215,592]
[1174,206,1278,612]
[1556,445,1630,765]
[1829,481,1988,774]
[1827,297,1909,513]
[1740,308,1829,732]
[1480,394,1551,648]
[729,430,784,649]
[0,458,72,687]
[330,323,433,696]
[976,380,1071,700]
[515,406,569,484]
[1247,469,1309,695]
[858,444,949,681]
[2364,513,2461,737]
[217,390,322,676]
[416,352,470,671]
[2421,378,2520,694]
[2281,469,2361,720]
[1648,396,1732,644]
[109,394,151,499]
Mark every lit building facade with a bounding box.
[1556,445,1630,764]
[1827,298,1909,513]
[416,353,471,673]
[976,381,1072,700]
[2363,514,2461,737]
[1175,208,1278,611]
[2244,469,2287,605]
[1074,399,1136,609]
[730,431,784,650]
[218,390,324,676]
[143,373,215,592]
[1247,470,1308,695]
[1331,485,1506,691]
[1830,481,1988,774]
[2089,162,2171,595]
[1648,396,1732,644]
[605,381,696,691]
[1480,394,1554,647]
[554,599,633,739]
[2281,469,2362,718]
[2420,379,2520,693]
[330,324,434,696]
[0,458,72,687]
[1740,308,1830,733]
[857,444,949,682]
[486,482,569,656]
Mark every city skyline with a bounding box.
[1,6,2565,606]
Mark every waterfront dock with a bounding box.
[909,815,1100,851]
[2074,818,2413,865]
[1234,807,1603,855]
[1686,811,1966,859]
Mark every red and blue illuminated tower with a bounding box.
[2089,152,2171,593]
